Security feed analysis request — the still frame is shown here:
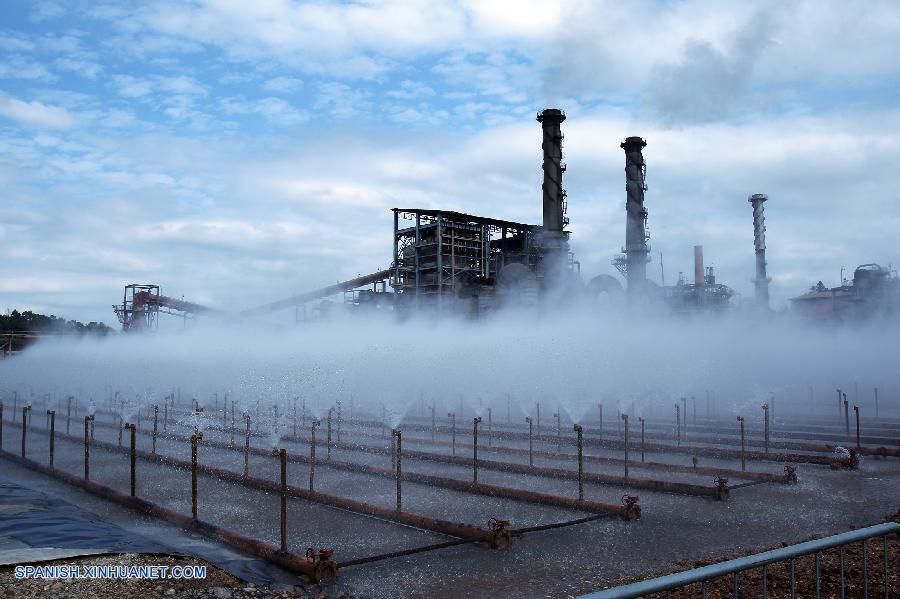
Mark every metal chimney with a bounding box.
[748,193,770,310]
[694,245,704,285]
[621,136,649,290]
[537,109,567,234]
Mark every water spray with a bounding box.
[487,407,492,448]
[638,416,645,463]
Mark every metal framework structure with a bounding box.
[391,208,542,314]
[113,284,217,331]
[113,284,161,331]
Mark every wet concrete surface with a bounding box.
[2,411,898,598]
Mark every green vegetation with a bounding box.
[0,310,114,336]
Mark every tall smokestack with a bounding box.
[694,245,704,285]
[621,136,649,290]
[537,109,566,234]
[748,193,770,310]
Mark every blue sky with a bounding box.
[1,0,899,326]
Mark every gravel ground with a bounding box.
[0,553,356,599]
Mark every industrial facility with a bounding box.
[792,263,900,321]
[110,108,897,330]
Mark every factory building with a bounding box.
[791,264,899,321]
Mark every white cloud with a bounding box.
[0,94,75,128]
[220,96,308,125]
[0,53,57,82]
[53,57,104,79]
[386,80,435,100]
[262,76,303,93]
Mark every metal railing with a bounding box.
[579,522,898,598]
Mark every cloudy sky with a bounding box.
[1,0,899,327]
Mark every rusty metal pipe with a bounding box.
[448,412,456,456]
[152,405,158,455]
[327,408,334,460]
[49,424,635,520]
[392,429,402,512]
[59,427,502,541]
[622,413,629,478]
[66,396,71,434]
[472,417,481,483]
[47,410,55,468]
[763,403,770,455]
[21,405,31,458]
[84,415,94,480]
[309,418,320,493]
[598,403,603,440]
[191,430,203,520]
[854,405,860,450]
[243,414,250,477]
[487,408,492,448]
[336,400,342,444]
[843,393,850,438]
[0,451,332,582]
[737,416,746,472]
[525,417,533,466]
[554,411,561,453]
[675,403,681,446]
[272,448,287,553]
[125,422,137,496]
[574,424,584,501]
[429,403,435,441]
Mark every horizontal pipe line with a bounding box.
[35,424,498,544]
[47,417,636,517]
[0,449,330,582]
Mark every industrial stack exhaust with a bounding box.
[621,137,650,292]
[748,194,770,310]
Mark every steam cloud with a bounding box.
[2,309,896,429]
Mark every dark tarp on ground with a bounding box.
[0,475,298,586]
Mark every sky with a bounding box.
[1,0,899,327]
